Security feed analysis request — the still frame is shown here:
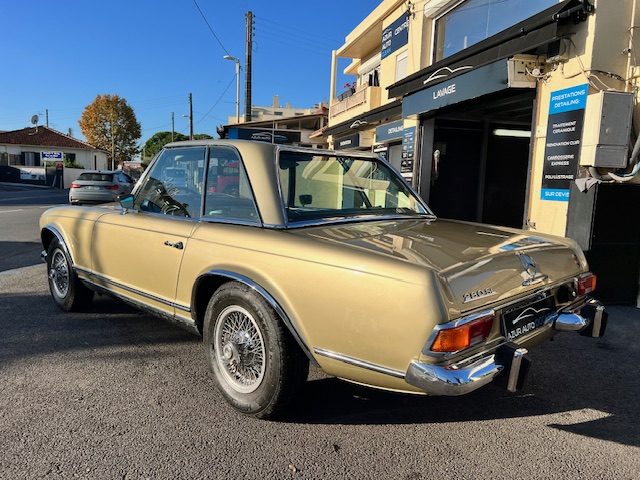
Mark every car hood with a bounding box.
[290,218,585,311]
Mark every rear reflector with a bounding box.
[577,273,597,296]
[431,312,495,353]
[106,184,119,190]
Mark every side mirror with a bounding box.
[299,194,312,206]
[118,193,134,210]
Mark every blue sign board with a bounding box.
[41,151,63,160]
[381,14,409,60]
[402,60,509,118]
[375,120,404,142]
[540,84,588,202]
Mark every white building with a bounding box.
[0,126,108,185]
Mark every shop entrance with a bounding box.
[426,90,535,228]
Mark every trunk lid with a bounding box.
[291,218,584,312]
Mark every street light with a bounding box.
[223,55,241,124]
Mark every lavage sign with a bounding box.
[433,84,456,99]
[381,14,409,59]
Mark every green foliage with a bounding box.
[63,159,84,169]
[141,132,214,163]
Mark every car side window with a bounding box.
[134,147,206,218]
[204,147,260,223]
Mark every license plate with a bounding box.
[501,294,555,341]
[85,186,100,190]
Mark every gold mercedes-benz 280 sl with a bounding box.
[40,140,606,418]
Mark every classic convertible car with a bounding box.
[40,140,606,418]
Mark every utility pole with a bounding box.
[45,109,49,127]
[188,93,194,140]
[171,112,175,142]
[245,11,254,122]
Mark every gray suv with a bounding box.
[69,170,134,205]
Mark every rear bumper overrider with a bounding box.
[405,298,606,396]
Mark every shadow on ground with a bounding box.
[1,287,638,449]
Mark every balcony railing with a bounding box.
[330,83,381,121]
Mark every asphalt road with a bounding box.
[0,265,638,479]
[0,184,69,272]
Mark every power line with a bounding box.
[197,74,238,125]
[192,0,231,56]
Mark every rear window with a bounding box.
[78,173,113,182]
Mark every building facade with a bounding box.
[327,0,640,304]
[220,96,328,148]
[0,126,108,185]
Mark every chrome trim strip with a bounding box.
[41,224,72,262]
[313,347,405,379]
[199,270,316,364]
[85,280,199,334]
[75,267,191,313]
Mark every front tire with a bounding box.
[203,282,309,419]
[46,239,94,311]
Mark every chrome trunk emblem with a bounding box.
[517,252,548,286]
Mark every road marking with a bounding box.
[0,194,67,202]
[0,209,23,214]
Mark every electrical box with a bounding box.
[580,91,634,168]
[507,55,545,88]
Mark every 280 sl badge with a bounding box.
[462,287,497,303]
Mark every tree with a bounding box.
[142,131,188,162]
[141,132,214,164]
[79,94,141,169]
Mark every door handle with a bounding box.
[164,240,184,250]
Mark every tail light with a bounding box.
[430,311,495,353]
[70,183,81,188]
[577,273,597,296]
[106,184,119,190]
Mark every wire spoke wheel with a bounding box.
[48,249,70,298]
[214,305,266,394]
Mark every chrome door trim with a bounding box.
[75,266,191,313]
[313,347,405,379]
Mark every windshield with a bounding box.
[277,151,431,223]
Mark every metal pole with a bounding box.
[171,112,175,141]
[245,11,253,122]
[189,93,194,140]
[45,109,49,127]
[235,60,241,123]
[110,111,115,170]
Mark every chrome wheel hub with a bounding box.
[49,249,69,298]
[214,305,266,394]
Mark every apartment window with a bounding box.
[395,51,408,81]
[273,111,284,116]
[434,0,558,61]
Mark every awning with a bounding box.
[325,99,401,137]
[388,0,593,99]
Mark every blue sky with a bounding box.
[0,0,380,144]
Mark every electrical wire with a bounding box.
[192,0,231,57]
[197,74,237,125]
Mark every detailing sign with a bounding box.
[375,120,404,143]
[540,84,588,202]
[229,127,301,144]
[381,14,409,60]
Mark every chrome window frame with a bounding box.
[273,145,435,229]
[201,145,264,227]
[128,144,264,228]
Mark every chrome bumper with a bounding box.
[405,299,606,396]
[41,250,47,263]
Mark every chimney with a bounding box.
[273,94,280,108]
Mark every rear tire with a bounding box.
[46,238,94,311]
[203,281,309,419]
